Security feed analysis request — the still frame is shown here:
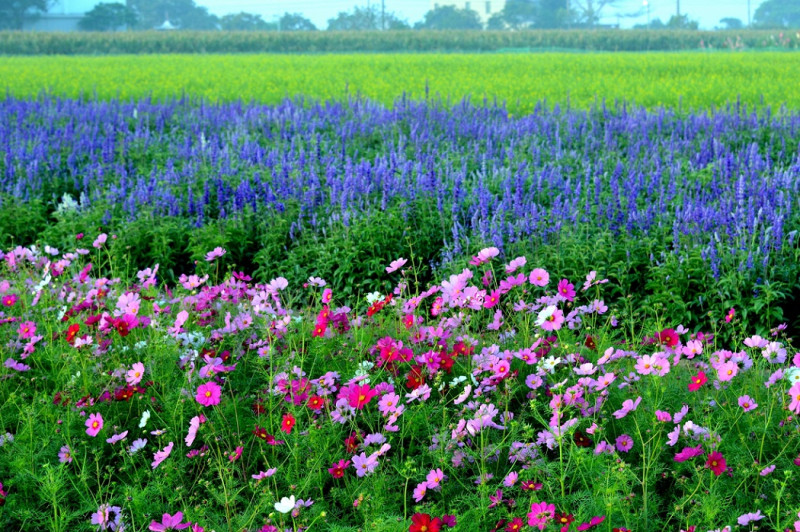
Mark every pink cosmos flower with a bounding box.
[377,392,400,416]
[195,382,221,407]
[59,445,73,463]
[577,516,605,530]
[228,446,243,462]
[386,258,407,273]
[106,431,128,444]
[505,256,526,273]
[788,382,800,415]
[738,395,758,412]
[737,510,763,526]
[126,362,145,386]
[149,511,190,531]
[425,468,446,489]
[185,416,202,447]
[503,471,518,487]
[412,482,427,502]
[655,410,672,422]
[205,247,226,262]
[529,268,550,287]
[17,321,36,339]
[716,361,739,382]
[527,501,555,530]
[612,397,642,419]
[615,434,633,452]
[556,279,576,301]
[85,413,104,437]
[352,452,379,477]
[92,233,108,249]
[151,442,174,470]
[539,308,565,331]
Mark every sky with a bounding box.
[193,0,757,30]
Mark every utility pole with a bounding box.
[747,0,751,26]
[382,0,385,29]
[677,0,680,17]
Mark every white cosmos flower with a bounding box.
[274,495,296,514]
[535,305,557,327]
[139,410,151,429]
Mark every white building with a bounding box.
[23,0,99,31]
[431,0,506,25]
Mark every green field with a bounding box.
[2,52,799,110]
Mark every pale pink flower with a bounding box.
[151,442,174,470]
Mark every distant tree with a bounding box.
[536,0,568,28]
[753,0,800,28]
[220,12,274,31]
[666,14,698,30]
[718,17,743,30]
[128,0,219,30]
[79,2,137,31]
[415,5,482,30]
[570,0,618,27]
[501,0,538,29]
[633,17,665,29]
[487,12,506,29]
[0,0,53,30]
[277,12,316,31]
[327,5,408,31]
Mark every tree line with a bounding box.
[0,0,797,32]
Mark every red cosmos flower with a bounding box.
[505,518,524,532]
[65,323,80,344]
[613,528,632,532]
[344,431,361,454]
[307,395,325,410]
[311,320,327,338]
[688,371,707,392]
[520,480,543,491]
[705,451,726,476]
[489,520,507,532]
[280,413,295,434]
[252,426,284,445]
[573,430,592,448]
[406,365,425,390]
[328,459,350,478]
[409,513,441,532]
[584,335,597,350]
[555,512,575,530]
[402,314,416,329]
[657,328,679,347]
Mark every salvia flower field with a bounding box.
[1,96,799,331]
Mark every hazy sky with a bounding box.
[195,0,757,30]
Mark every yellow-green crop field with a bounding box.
[1,52,799,111]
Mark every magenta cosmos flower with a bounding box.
[347,383,378,410]
[85,413,104,437]
[615,434,634,453]
[528,501,555,530]
[195,382,221,407]
[149,511,190,531]
[556,279,576,301]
